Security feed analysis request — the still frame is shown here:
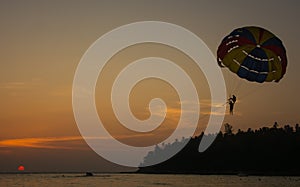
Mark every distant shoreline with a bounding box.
[1,171,300,177]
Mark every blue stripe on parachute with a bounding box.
[237,47,269,83]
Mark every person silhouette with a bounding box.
[228,95,236,115]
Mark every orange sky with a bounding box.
[0,1,299,172]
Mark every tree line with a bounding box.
[138,122,300,175]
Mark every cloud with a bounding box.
[200,111,227,116]
[0,136,85,150]
[0,79,43,89]
[0,82,27,89]
[150,99,227,117]
[0,134,159,150]
[0,80,43,97]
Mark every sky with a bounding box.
[0,0,300,172]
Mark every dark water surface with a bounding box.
[1,173,300,187]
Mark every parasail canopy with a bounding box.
[217,26,287,83]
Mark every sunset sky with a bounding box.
[1,0,300,172]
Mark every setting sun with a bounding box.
[18,165,25,171]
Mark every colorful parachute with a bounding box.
[217,26,287,83]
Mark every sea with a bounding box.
[1,173,300,187]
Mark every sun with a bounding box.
[18,165,25,171]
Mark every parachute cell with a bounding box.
[217,26,287,83]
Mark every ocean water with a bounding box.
[1,173,300,187]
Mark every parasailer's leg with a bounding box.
[229,103,234,115]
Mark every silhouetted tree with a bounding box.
[224,123,233,135]
[273,121,279,128]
